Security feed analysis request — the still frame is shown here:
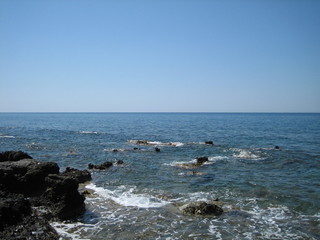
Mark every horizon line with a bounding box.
[0,111,319,114]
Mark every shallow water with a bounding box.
[1,113,319,239]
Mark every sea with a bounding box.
[0,113,319,240]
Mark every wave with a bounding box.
[164,156,228,167]
[128,140,184,147]
[0,135,15,138]
[79,131,99,134]
[231,148,264,160]
[85,183,170,208]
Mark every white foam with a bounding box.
[85,183,169,208]
[51,222,91,240]
[232,149,261,160]
[128,140,184,147]
[0,135,15,138]
[79,131,99,134]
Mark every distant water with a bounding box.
[1,113,320,240]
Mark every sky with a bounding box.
[0,0,319,112]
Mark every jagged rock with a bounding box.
[42,174,85,220]
[0,151,32,162]
[0,192,31,230]
[0,158,59,196]
[62,167,92,184]
[181,201,223,216]
[88,161,113,170]
[0,191,59,239]
[0,151,88,238]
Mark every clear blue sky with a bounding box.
[0,0,319,112]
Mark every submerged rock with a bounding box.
[88,161,113,170]
[181,201,223,216]
[176,157,209,169]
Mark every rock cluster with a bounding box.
[0,151,91,239]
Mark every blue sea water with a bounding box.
[0,113,319,239]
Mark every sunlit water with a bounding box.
[1,113,319,239]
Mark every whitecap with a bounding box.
[0,135,15,138]
[85,183,169,208]
[79,131,99,134]
[231,148,262,160]
[128,140,184,147]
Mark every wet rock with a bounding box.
[88,161,113,170]
[205,141,214,145]
[155,147,161,152]
[176,157,209,169]
[62,167,92,184]
[0,151,32,162]
[181,201,223,216]
[116,160,124,165]
[196,157,209,165]
[274,145,280,150]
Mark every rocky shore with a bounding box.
[0,151,91,240]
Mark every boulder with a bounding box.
[88,161,113,170]
[42,174,85,220]
[181,201,223,216]
[0,151,32,162]
[0,159,59,196]
[62,167,92,184]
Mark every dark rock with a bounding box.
[116,160,124,165]
[274,145,280,150]
[196,157,209,165]
[205,141,214,145]
[88,161,113,170]
[155,147,161,152]
[0,209,59,240]
[0,159,59,196]
[62,167,92,184]
[42,174,85,220]
[0,151,32,162]
[0,192,31,230]
[0,151,88,238]
[182,201,223,216]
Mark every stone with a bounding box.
[0,151,32,162]
[181,201,223,216]
[205,141,214,145]
[42,174,85,220]
[155,147,161,152]
[88,161,113,170]
[62,167,92,184]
